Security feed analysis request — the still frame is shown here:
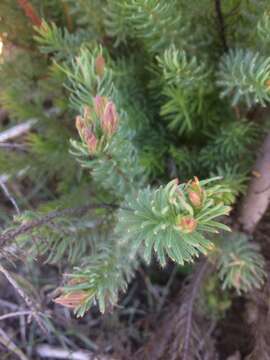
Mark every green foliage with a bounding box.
[216,232,266,293]
[64,241,137,316]
[217,49,270,107]
[200,274,232,319]
[210,165,248,204]
[58,47,114,111]
[155,45,211,134]
[62,0,106,36]
[58,46,145,197]
[70,134,145,198]
[0,0,34,45]
[169,146,199,181]
[0,0,268,324]
[16,210,105,265]
[116,178,231,267]
[156,45,209,88]
[257,11,270,46]
[105,0,187,52]
[0,51,46,120]
[200,120,259,172]
[34,21,89,61]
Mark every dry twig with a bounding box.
[0,264,48,335]
[0,326,30,360]
[36,344,115,360]
[0,119,37,143]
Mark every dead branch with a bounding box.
[0,310,33,321]
[0,326,30,360]
[0,178,20,214]
[36,344,115,360]
[239,132,270,233]
[135,260,217,360]
[0,119,37,143]
[0,264,48,335]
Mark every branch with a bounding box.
[0,327,30,360]
[214,0,228,51]
[17,0,42,27]
[0,119,37,143]
[0,264,48,335]
[135,260,215,360]
[0,310,33,320]
[0,178,20,215]
[182,260,209,360]
[238,131,270,233]
[0,203,118,249]
[36,344,114,360]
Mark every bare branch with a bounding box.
[36,344,115,360]
[0,326,30,360]
[0,310,33,321]
[0,265,48,334]
[135,260,215,360]
[182,260,209,360]
[0,179,20,215]
[0,119,37,143]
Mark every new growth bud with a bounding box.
[54,291,88,309]
[101,101,118,136]
[177,216,198,233]
[94,96,108,118]
[188,177,204,208]
[75,115,85,140]
[83,128,98,154]
[95,54,105,77]
[75,115,84,133]
[188,191,202,208]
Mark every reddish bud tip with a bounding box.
[93,96,108,118]
[177,216,198,234]
[83,128,98,154]
[188,191,202,208]
[54,291,88,309]
[101,101,118,136]
[188,177,204,207]
[95,54,105,77]
[75,115,85,133]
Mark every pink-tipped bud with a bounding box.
[75,115,85,140]
[188,191,202,208]
[101,101,118,136]
[177,216,198,234]
[93,96,108,118]
[54,291,88,309]
[95,54,105,77]
[188,177,204,208]
[83,128,98,154]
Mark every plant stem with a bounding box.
[215,0,228,51]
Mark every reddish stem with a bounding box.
[17,0,42,27]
